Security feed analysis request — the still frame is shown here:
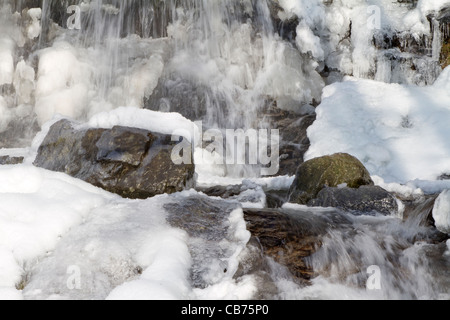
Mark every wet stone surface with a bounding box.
[33,119,195,199]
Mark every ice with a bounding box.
[0,96,12,133]
[278,0,446,85]
[295,21,325,61]
[26,8,41,40]
[0,37,14,86]
[0,165,114,299]
[306,67,450,184]
[86,107,199,142]
[433,190,450,234]
[13,60,35,105]
[35,42,93,126]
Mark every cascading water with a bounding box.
[0,0,449,300]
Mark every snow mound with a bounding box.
[306,67,450,184]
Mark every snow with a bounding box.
[0,163,259,300]
[0,96,12,133]
[0,165,114,299]
[86,107,199,143]
[106,227,193,300]
[432,190,450,235]
[306,67,450,184]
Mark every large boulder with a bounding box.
[33,119,195,199]
[288,153,374,204]
[308,185,398,216]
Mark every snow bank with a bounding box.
[0,165,114,298]
[306,67,450,184]
[433,190,450,234]
[0,163,257,300]
[86,106,199,142]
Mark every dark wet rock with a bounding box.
[265,189,289,209]
[441,39,450,69]
[268,0,299,41]
[197,179,290,209]
[33,119,195,199]
[288,153,374,205]
[243,207,353,281]
[0,114,40,149]
[0,156,24,165]
[308,185,399,216]
[144,75,210,121]
[438,173,450,180]
[262,101,316,177]
[197,184,243,199]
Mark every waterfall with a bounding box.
[0,0,448,167]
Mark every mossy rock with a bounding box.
[288,153,374,204]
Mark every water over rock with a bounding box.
[262,101,316,177]
[33,119,195,199]
[243,207,353,281]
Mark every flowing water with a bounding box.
[0,0,449,300]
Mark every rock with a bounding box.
[196,181,267,208]
[308,185,398,216]
[0,114,40,149]
[33,119,195,199]
[144,79,223,122]
[267,0,299,41]
[243,207,353,281]
[197,184,243,199]
[0,156,24,165]
[261,100,316,176]
[441,39,449,69]
[288,153,374,205]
